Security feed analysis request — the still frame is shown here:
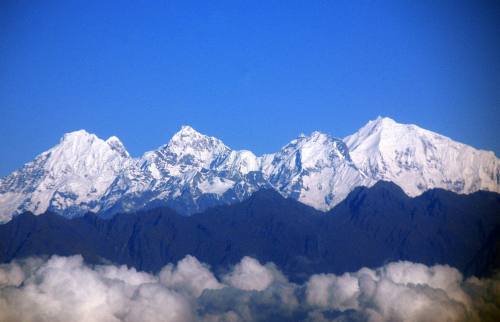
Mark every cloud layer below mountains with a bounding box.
[0,255,498,322]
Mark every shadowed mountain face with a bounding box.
[0,182,498,282]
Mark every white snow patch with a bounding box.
[198,178,235,195]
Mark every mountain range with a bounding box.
[0,117,498,222]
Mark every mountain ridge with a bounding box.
[0,117,498,222]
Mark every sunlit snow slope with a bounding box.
[345,117,499,196]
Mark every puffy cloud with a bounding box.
[0,255,192,322]
[463,273,500,321]
[0,255,498,322]
[306,272,360,310]
[305,261,480,322]
[159,255,223,297]
[223,256,286,291]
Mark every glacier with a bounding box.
[0,117,498,222]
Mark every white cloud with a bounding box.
[306,272,360,310]
[0,255,192,322]
[223,256,286,291]
[0,255,498,322]
[305,261,481,322]
[159,255,223,297]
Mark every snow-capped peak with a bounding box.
[178,125,199,135]
[373,115,396,123]
[0,130,130,221]
[345,117,499,196]
[60,129,95,143]
[160,126,230,169]
[286,130,352,167]
[262,130,371,210]
[168,125,211,146]
[47,130,128,175]
[106,136,129,158]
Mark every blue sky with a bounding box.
[0,0,499,176]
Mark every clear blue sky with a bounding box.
[1,0,499,176]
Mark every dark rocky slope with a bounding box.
[1,181,498,281]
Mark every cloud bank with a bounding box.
[0,255,498,322]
